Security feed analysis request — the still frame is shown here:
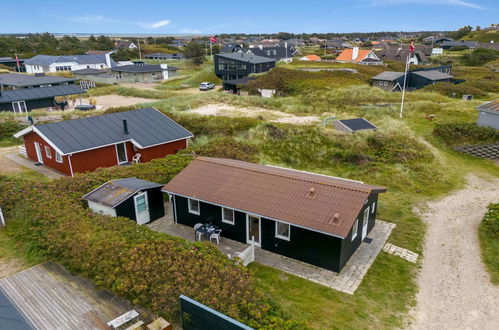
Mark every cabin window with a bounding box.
[188,198,200,215]
[383,81,388,86]
[372,202,376,214]
[352,219,359,241]
[222,207,235,225]
[44,146,52,158]
[55,152,63,163]
[12,101,27,113]
[275,221,290,241]
[364,207,370,223]
[379,81,383,86]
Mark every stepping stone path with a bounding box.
[383,243,419,263]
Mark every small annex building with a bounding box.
[476,99,499,130]
[163,157,387,272]
[13,108,193,176]
[0,73,75,90]
[334,118,377,133]
[83,178,165,224]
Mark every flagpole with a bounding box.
[399,53,410,119]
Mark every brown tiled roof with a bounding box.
[163,157,387,238]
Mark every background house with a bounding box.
[374,49,429,65]
[0,85,85,113]
[83,178,165,224]
[441,40,478,49]
[372,66,454,91]
[476,99,499,130]
[110,64,178,82]
[144,53,184,60]
[300,55,322,61]
[371,71,405,91]
[163,157,387,273]
[336,47,383,65]
[214,53,276,81]
[24,54,116,74]
[13,108,193,176]
[0,73,75,90]
[0,57,25,72]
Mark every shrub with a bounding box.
[170,113,261,137]
[461,48,499,66]
[433,122,499,146]
[190,137,259,162]
[460,80,499,93]
[0,120,25,146]
[421,82,486,97]
[482,203,499,238]
[479,203,499,284]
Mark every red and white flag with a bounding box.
[15,54,21,68]
[409,41,415,53]
[210,36,218,43]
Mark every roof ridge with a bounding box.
[197,157,372,193]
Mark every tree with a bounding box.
[451,25,472,40]
[461,48,499,66]
[184,41,206,65]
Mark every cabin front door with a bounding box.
[246,215,261,247]
[34,142,43,164]
[134,192,150,224]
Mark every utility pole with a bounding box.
[138,39,142,60]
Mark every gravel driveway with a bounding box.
[410,174,499,329]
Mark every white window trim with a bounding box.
[115,142,128,165]
[55,151,63,163]
[12,101,27,113]
[352,219,359,241]
[275,221,291,241]
[44,146,52,158]
[188,198,200,215]
[364,207,370,222]
[221,207,235,225]
[372,202,376,214]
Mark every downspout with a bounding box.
[68,154,74,177]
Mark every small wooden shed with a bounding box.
[83,178,165,224]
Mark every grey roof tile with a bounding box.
[0,85,85,103]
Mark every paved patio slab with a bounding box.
[4,152,64,179]
[148,203,395,295]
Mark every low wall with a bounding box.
[454,143,499,160]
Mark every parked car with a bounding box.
[199,82,215,91]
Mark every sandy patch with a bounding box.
[409,174,499,329]
[81,95,156,110]
[0,147,24,175]
[0,258,27,279]
[118,82,159,91]
[190,103,320,125]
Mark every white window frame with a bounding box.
[12,101,27,113]
[364,207,369,222]
[221,207,235,225]
[44,146,52,158]
[55,151,63,163]
[351,219,359,241]
[372,202,376,214]
[188,198,200,215]
[275,221,291,241]
[115,142,128,165]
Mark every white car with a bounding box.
[199,82,215,91]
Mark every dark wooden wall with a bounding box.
[115,187,165,222]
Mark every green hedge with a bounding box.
[433,122,499,146]
[422,82,486,98]
[479,203,499,284]
[0,154,300,329]
[0,120,25,146]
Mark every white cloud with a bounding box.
[137,20,171,29]
[367,0,484,9]
[67,15,172,29]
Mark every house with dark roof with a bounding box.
[441,40,478,49]
[0,56,25,72]
[476,99,499,130]
[372,66,454,91]
[0,73,75,90]
[110,64,178,81]
[24,54,117,74]
[214,53,276,81]
[220,44,245,53]
[13,108,193,176]
[374,49,429,65]
[162,157,387,272]
[334,118,377,133]
[83,178,165,224]
[114,40,138,49]
[144,53,184,60]
[0,85,85,112]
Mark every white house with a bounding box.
[24,53,116,74]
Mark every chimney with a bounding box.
[259,44,263,50]
[123,119,129,134]
[105,52,112,68]
[352,47,359,60]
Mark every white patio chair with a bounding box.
[194,223,203,241]
[132,153,141,164]
[209,229,222,245]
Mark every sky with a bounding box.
[0,0,497,34]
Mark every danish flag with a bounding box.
[409,40,415,53]
[210,36,218,43]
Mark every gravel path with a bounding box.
[410,174,499,329]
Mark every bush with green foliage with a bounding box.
[422,82,486,98]
[0,154,300,329]
[433,122,499,146]
[184,42,206,66]
[461,48,499,66]
[479,203,499,284]
[190,137,259,162]
[0,120,25,146]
